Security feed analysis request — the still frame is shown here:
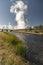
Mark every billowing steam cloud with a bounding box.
[10,0,27,29]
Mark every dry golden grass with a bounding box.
[0,32,30,65]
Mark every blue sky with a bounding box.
[0,0,43,26]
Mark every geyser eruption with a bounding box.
[10,0,27,29]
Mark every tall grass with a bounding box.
[15,43,26,58]
[3,32,27,59]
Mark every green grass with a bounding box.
[3,32,27,59]
[3,32,22,45]
[15,43,26,58]
[6,58,14,65]
[0,32,37,65]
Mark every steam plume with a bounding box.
[10,0,27,29]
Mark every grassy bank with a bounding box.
[0,32,27,57]
[0,32,37,65]
[3,32,27,58]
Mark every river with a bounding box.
[10,31,43,65]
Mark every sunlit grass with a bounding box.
[0,32,37,65]
[0,32,27,59]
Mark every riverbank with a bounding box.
[14,30,43,35]
[0,32,38,65]
[0,32,29,65]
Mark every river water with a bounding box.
[10,32,43,65]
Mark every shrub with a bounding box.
[34,30,39,33]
